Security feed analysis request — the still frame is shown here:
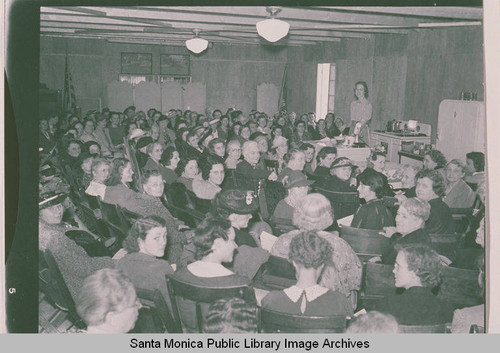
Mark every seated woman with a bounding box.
[263,231,352,317]
[225,140,242,170]
[313,147,337,179]
[192,156,225,200]
[465,152,485,188]
[205,138,226,163]
[314,119,329,140]
[424,149,447,179]
[236,141,278,184]
[299,143,315,177]
[277,149,307,181]
[202,298,258,333]
[379,197,432,265]
[159,146,180,185]
[451,253,485,333]
[443,159,476,208]
[415,169,455,234]
[74,152,94,191]
[271,193,362,300]
[357,151,394,197]
[76,268,140,333]
[374,244,454,325]
[315,157,356,192]
[175,157,200,192]
[171,216,252,332]
[117,216,174,307]
[267,136,289,174]
[85,158,111,199]
[351,168,395,230]
[272,171,314,223]
[39,190,115,300]
[394,164,419,203]
[143,142,169,176]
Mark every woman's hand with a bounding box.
[380,226,397,238]
[394,191,407,204]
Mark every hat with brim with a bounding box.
[282,170,315,189]
[39,191,67,209]
[216,189,259,215]
[129,128,146,140]
[135,136,153,150]
[331,157,354,169]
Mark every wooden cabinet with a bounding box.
[371,131,431,163]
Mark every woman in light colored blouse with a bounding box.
[85,158,111,199]
[443,159,476,208]
[263,231,352,317]
[349,81,372,145]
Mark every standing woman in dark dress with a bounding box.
[351,168,395,230]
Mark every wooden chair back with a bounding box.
[133,288,181,333]
[39,250,86,329]
[339,226,391,262]
[314,188,360,219]
[429,233,464,262]
[437,266,482,310]
[166,275,253,333]
[258,308,347,333]
[398,322,450,333]
[261,255,296,290]
[360,262,396,309]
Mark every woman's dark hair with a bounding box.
[174,120,188,131]
[283,148,304,165]
[175,157,198,177]
[358,168,385,199]
[425,150,447,169]
[200,155,224,181]
[316,146,337,163]
[106,157,131,186]
[203,298,257,333]
[415,169,447,197]
[230,110,243,121]
[84,141,101,156]
[141,170,163,186]
[213,109,222,117]
[354,81,369,98]
[398,244,442,288]
[294,119,306,129]
[271,125,283,139]
[466,152,485,172]
[122,216,167,253]
[193,215,232,260]
[207,138,226,156]
[66,139,83,153]
[289,231,332,269]
[160,146,177,167]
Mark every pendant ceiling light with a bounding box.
[256,7,290,43]
[185,29,208,54]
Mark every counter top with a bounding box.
[372,130,430,139]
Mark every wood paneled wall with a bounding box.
[40,26,483,140]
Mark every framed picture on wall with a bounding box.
[121,53,153,74]
[160,54,190,76]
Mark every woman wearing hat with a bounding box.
[316,157,356,192]
[39,190,115,300]
[272,171,314,223]
[270,193,362,302]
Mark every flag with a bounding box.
[278,64,287,114]
[62,53,77,113]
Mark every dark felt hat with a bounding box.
[136,136,153,149]
[331,157,354,169]
[215,189,259,215]
[39,191,67,209]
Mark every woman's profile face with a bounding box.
[274,127,283,137]
[255,137,268,153]
[93,163,110,183]
[121,162,134,184]
[139,226,167,258]
[355,84,366,100]
[304,148,314,163]
[357,182,373,201]
[208,163,225,186]
[277,142,288,156]
[393,252,415,289]
[183,160,199,179]
[423,155,438,170]
[213,227,237,263]
[81,157,93,174]
[372,155,386,173]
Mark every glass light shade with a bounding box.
[185,37,208,54]
[256,18,290,42]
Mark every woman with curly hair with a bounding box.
[423,149,447,179]
[202,298,257,333]
[415,169,455,234]
[374,244,454,325]
[192,156,225,200]
[170,215,252,332]
[159,146,180,185]
[271,193,362,303]
[117,216,174,307]
[76,269,140,333]
[263,231,352,316]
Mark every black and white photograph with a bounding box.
[4,2,500,341]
